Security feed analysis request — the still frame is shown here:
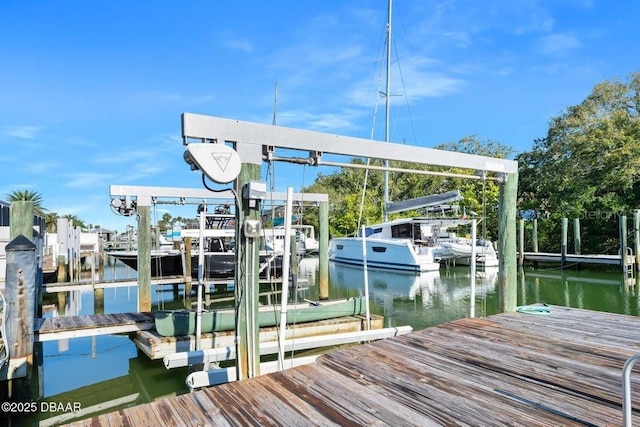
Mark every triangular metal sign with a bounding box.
[211,152,232,172]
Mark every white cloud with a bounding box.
[24,161,59,175]
[130,91,215,106]
[538,33,581,56]
[223,38,254,53]
[3,125,41,139]
[278,109,362,132]
[64,172,114,189]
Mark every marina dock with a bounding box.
[70,306,640,426]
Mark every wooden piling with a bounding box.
[290,234,298,291]
[93,288,105,315]
[561,218,568,269]
[9,201,33,241]
[620,215,628,276]
[57,292,66,316]
[532,218,538,253]
[318,200,329,300]
[235,152,262,380]
[518,218,524,267]
[497,172,518,312]
[573,218,581,255]
[4,235,37,398]
[634,209,640,273]
[183,237,192,295]
[137,205,152,312]
[56,255,67,283]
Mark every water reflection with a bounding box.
[329,262,500,330]
[520,268,640,315]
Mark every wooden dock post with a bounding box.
[94,288,105,315]
[183,236,192,295]
[518,218,524,267]
[620,215,628,276]
[318,200,329,300]
[532,218,538,253]
[9,201,33,241]
[634,210,640,273]
[137,205,152,312]
[497,172,518,312]
[235,145,262,380]
[573,218,581,255]
[561,218,568,269]
[56,255,67,283]
[290,234,298,291]
[4,235,37,398]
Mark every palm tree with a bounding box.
[62,214,87,231]
[6,189,47,216]
[45,212,59,233]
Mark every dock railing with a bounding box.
[622,353,640,426]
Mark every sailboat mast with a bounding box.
[383,0,392,222]
[272,82,278,126]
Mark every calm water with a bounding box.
[21,258,640,425]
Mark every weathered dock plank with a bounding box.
[36,312,155,342]
[70,306,640,426]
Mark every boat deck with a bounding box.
[69,306,640,426]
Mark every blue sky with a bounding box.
[1,0,638,232]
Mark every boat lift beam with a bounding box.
[181,113,517,175]
[109,184,328,207]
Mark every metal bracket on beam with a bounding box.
[263,145,275,162]
[310,151,322,166]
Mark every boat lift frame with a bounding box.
[180,113,519,382]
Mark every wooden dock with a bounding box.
[523,251,635,268]
[35,312,155,342]
[70,306,640,426]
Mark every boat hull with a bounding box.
[439,242,499,267]
[107,250,184,276]
[108,250,282,279]
[154,296,366,337]
[329,237,440,272]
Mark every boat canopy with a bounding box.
[385,190,463,215]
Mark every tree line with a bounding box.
[8,71,639,255]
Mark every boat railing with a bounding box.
[622,353,640,426]
[259,253,279,274]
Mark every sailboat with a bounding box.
[329,191,473,272]
[329,1,460,273]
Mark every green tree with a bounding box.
[6,189,47,216]
[45,212,59,233]
[62,214,87,230]
[517,72,640,253]
[157,213,173,232]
